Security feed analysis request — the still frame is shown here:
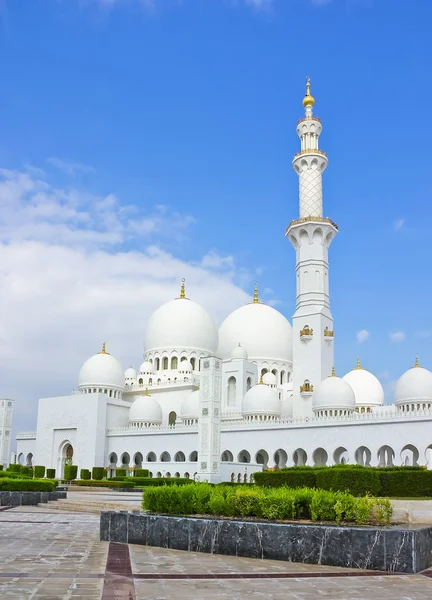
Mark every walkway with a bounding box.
[0,504,432,599]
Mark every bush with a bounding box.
[80,469,91,480]
[0,471,32,479]
[316,467,381,497]
[142,483,391,525]
[378,469,432,497]
[33,466,45,479]
[46,468,56,479]
[7,464,33,477]
[115,468,127,478]
[0,478,55,492]
[254,468,317,489]
[92,467,105,481]
[126,477,193,487]
[72,480,134,488]
[0,465,3,470]
[134,469,149,478]
[64,465,78,481]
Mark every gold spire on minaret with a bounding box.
[355,357,362,370]
[253,282,259,304]
[303,76,315,108]
[179,278,186,299]
[415,355,420,368]
[98,342,110,355]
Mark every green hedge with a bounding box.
[142,483,392,525]
[127,477,193,487]
[72,480,134,488]
[7,465,33,477]
[80,469,91,480]
[254,469,317,489]
[46,468,56,479]
[115,468,127,478]
[134,469,149,478]
[92,467,105,481]
[64,465,78,481]
[0,471,32,479]
[0,478,55,492]
[0,465,3,470]
[316,468,381,497]
[33,466,45,479]
[379,470,432,497]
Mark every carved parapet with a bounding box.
[324,327,334,339]
[300,380,314,394]
[300,327,313,340]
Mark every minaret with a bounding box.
[286,78,338,412]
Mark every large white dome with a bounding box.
[181,390,200,420]
[217,301,293,363]
[129,392,162,424]
[78,344,124,392]
[395,361,432,405]
[343,360,384,408]
[313,373,356,413]
[242,383,281,417]
[145,293,218,354]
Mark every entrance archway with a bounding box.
[58,442,74,479]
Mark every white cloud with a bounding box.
[47,157,95,176]
[393,218,405,231]
[356,329,369,343]
[389,331,406,343]
[0,166,250,434]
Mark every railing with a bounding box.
[293,148,327,160]
[15,431,37,440]
[297,116,322,125]
[286,216,339,233]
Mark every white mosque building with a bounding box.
[15,80,432,481]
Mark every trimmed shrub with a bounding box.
[33,466,45,479]
[64,465,78,481]
[92,467,105,481]
[72,480,134,489]
[142,483,391,525]
[126,477,193,487]
[316,467,381,497]
[0,465,3,470]
[7,464,21,473]
[0,478,55,492]
[115,468,127,478]
[46,468,56,479]
[134,469,149,478]
[379,469,432,497]
[0,471,32,479]
[254,468,317,489]
[80,469,91,480]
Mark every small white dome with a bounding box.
[395,361,432,405]
[242,383,281,417]
[129,392,162,424]
[125,367,137,380]
[179,360,192,372]
[145,288,218,354]
[343,361,384,407]
[139,361,154,374]
[79,345,124,391]
[313,374,356,413]
[263,371,277,386]
[231,344,248,360]
[181,390,200,419]
[218,300,293,364]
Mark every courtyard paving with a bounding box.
[0,500,432,599]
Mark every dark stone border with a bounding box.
[100,511,432,573]
[0,489,67,507]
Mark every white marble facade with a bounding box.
[15,81,432,481]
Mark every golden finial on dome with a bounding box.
[415,355,420,368]
[179,278,186,299]
[303,76,315,108]
[253,282,259,303]
[331,366,336,377]
[259,374,264,384]
[143,387,150,396]
[355,357,362,370]
[98,342,110,355]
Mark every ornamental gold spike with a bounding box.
[303,76,315,108]
[331,366,336,377]
[253,282,259,303]
[415,355,420,368]
[98,342,110,355]
[144,387,150,396]
[179,278,186,299]
[356,357,362,370]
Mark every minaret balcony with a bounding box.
[297,116,322,125]
[293,148,327,160]
[300,380,314,396]
[300,326,313,341]
[324,327,334,342]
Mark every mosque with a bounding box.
[15,80,432,481]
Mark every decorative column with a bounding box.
[197,356,222,483]
[0,398,14,467]
[286,79,338,403]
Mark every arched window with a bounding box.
[180,356,187,362]
[163,357,168,370]
[227,376,236,407]
[155,358,160,370]
[190,358,196,370]
[287,372,291,383]
[174,451,185,462]
[280,371,285,385]
[189,451,198,462]
[169,411,177,426]
[109,453,118,465]
[147,452,156,462]
[138,378,143,385]
[160,451,171,462]
[149,378,152,385]
[272,369,277,378]
[171,356,178,370]
[246,377,252,391]
[261,368,268,377]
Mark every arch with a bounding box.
[401,444,419,467]
[163,356,169,370]
[255,449,269,469]
[184,472,190,479]
[221,450,234,462]
[280,371,285,385]
[17,453,24,466]
[189,451,198,462]
[313,447,328,467]
[333,447,349,465]
[155,358,160,370]
[160,451,171,462]
[109,452,118,465]
[261,368,268,377]
[238,450,251,463]
[237,473,242,483]
[293,448,307,466]
[169,411,177,426]
[287,372,291,383]
[227,376,236,407]
[190,357,196,370]
[174,451,186,462]
[156,471,162,478]
[377,445,395,467]
[165,472,171,478]
[147,452,156,462]
[355,446,371,467]
[174,472,180,478]
[121,452,130,467]
[271,369,277,378]
[134,452,143,467]
[171,356,178,370]
[26,452,34,467]
[274,449,287,469]
[246,377,252,391]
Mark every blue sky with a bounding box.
[0,0,431,431]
